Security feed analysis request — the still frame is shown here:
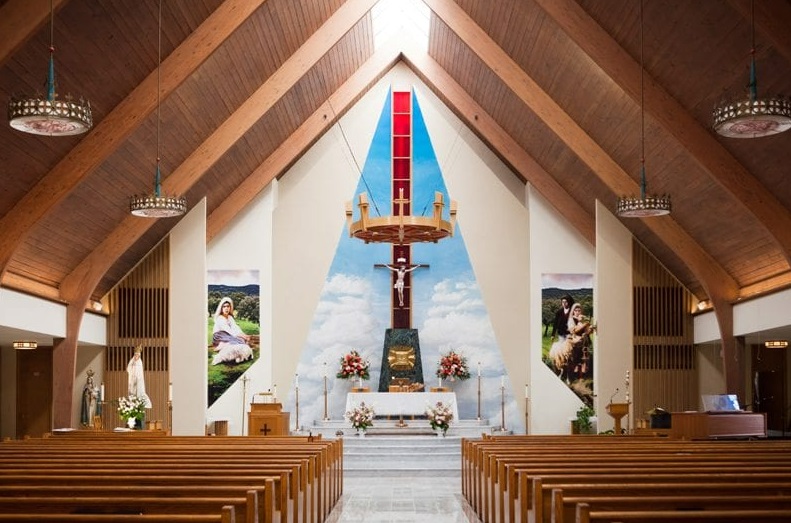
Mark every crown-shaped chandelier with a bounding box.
[712,0,791,138]
[8,0,92,136]
[130,0,186,218]
[617,0,670,218]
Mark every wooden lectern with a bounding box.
[606,402,630,434]
[248,403,290,436]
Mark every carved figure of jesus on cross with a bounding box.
[385,257,421,307]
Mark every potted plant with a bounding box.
[337,350,370,388]
[345,401,375,436]
[116,395,147,429]
[571,405,595,434]
[425,401,454,436]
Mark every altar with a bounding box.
[345,391,459,420]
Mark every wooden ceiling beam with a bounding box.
[0,0,70,67]
[208,40,402,241]
[400,45,595,245]
[59,0,378,305]
[0,0,268,285]
[535,0,791,268]
[424,0,739,304]
[55,0,378,428]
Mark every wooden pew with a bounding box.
[7,434,343,521]
[0,495,252,522]
[552,487,791,523]
[0,435,342,523]
[576,504,791,522]
[0,484,274,523]
[461,436,791,523]
[0,513,234,523]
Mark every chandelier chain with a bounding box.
[330,99,383,217]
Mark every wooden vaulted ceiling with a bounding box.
[2,0,791,316]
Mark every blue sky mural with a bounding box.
[289,89,520,432]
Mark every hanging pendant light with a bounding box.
[617,0,671,218]
[130,0,186,218]
[713,0,791,138]
[8,0,92,136]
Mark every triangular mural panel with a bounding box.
[289,88,520,433]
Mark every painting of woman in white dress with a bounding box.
[207,270,260,406]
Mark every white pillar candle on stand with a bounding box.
[168,383,172,402]
[295,373,299,388]
[501,375,505,388]
[477,361,481,377]
[100,383,105,402]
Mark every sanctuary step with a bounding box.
[299,418,505,440]
[342,435,461,477]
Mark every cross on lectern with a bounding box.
[259,424,272,436]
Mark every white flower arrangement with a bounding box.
[426,401,453,434]
[116,395,147,421]
[345,401,375,431]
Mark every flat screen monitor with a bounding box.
[702,394,740,412]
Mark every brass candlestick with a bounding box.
[295,385,300,432]
[498,383,507,432]
[323,375,330,421]
[476,374,482,421]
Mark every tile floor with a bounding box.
[325,476,481,522]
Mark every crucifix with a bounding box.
[374,253,427,328]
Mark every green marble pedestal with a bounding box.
[377,328,425,392]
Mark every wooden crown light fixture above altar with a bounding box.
[346,188,457,245]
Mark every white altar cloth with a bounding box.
[345,392,459,420]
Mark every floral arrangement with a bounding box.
[345,401,375,431]
[426,401,454,434]
[336,350,370,380]
[116,395,147,421]
[436,350,471,381]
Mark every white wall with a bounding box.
[170,198,208,435]
[206,186,274,435]
[528,186,595,433]
[594,200,633,432]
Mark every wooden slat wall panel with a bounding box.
[632,240,698,423]
[99,239,171,432]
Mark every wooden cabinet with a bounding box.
[670,412,766,440]
[248,403,290,436]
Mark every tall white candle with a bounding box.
[168,383,172,402]
[273,384,277,400]
[525,385,529,398]
[323,362,327,378]
[295,373,299,388]
[100,383,105,402]
[477,361,481,377]
[438,376,442,388]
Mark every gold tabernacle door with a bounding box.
[388,346,415,371]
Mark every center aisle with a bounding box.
[326,434,479,522]
[326,476,480,522]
